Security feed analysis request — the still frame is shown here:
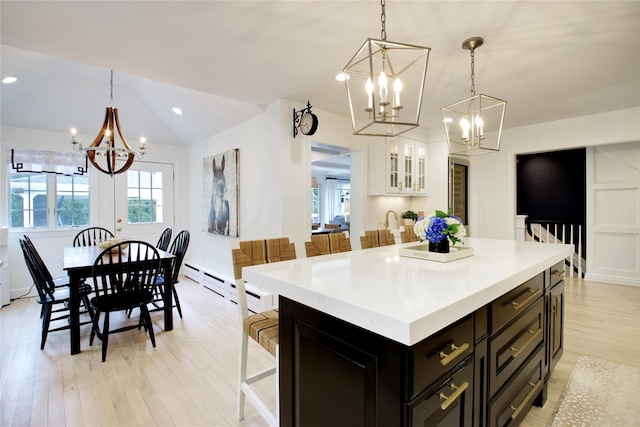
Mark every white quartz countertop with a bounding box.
[242,237,573,346]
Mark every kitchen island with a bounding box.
[243,237,573,426]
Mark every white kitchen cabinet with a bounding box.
[368,137,428,196]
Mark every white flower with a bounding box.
[413,217,429,241]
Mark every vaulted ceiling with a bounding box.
[1,1,638,147]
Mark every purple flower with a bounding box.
[426,217,448,243]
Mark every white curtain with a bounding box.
[9,148,88,176]
[322,179,339,226]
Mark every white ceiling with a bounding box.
[1,1,639,149]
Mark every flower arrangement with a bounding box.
[414,210,467,246]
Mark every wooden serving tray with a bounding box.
[399,243,474,262]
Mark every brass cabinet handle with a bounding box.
[552,269,565,277]
[509,328,542,359]
[439,381,469,411]
[510,379,542,419]
[439,342,470,366]
[551,296,558,314]
[511,288,542,311]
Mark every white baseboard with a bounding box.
[584,273,639,287]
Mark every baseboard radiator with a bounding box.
[183,260,273,313]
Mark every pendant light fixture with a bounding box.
[442,37,506,156]
[70,70,147,175]
[342,0,430,137]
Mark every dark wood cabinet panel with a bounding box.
[548,281,565,372]
[411,315,474,399]
[293,321,377,426]
[280,297,406,427]
[491,273,544,335]
[489,299,544,397]
[488,346,544,427]
[408,358,474,427]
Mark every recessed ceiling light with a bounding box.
[335,72,350,82]
[172,107,183,115]
[2,76,17,84]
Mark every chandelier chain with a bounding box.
[109,70,114,107]
[380,0,386,41]
[470,49,476,96]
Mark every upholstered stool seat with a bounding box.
[243,309,279,357]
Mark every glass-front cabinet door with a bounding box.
[370,137,428,196]
[415,143,427,194]
[383,138,427,195]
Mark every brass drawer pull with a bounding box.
[552,269,565,278]
[439,381,469,411]
[510,379,542,419]
[439,342,470,366]
[510,288,542,311]
[510,328,542,359]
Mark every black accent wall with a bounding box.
[516,148,586,224]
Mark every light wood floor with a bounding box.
[1,277,638,426]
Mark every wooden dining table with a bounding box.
[62,243,176,355]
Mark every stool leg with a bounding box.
[237,330,249,420]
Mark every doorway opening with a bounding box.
[311,143,351,231]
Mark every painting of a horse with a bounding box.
[202,149,239,236]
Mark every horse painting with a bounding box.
[203,149,239,236]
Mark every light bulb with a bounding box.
[365,77,374,109]
[378,72,388,104]
[475,115,484,137]
[460,117,470,141]
[393,78,402,107]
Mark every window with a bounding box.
[127,170,164,224]
[56,175,90,226]
[9,172,90,229]
[311,187,319,224]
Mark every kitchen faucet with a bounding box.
[383,210,398,229]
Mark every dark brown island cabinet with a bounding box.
[278,260,566,427]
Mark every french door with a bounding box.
[113,161,174,244]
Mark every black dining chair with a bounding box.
[89,240,161,362]
[156,227,172,251]
[149,230,190,319]
[23,234,69,289]
[73,227,114,247]
[19,239,93,350]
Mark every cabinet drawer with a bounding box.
[488,346,544,427]
[411,315,473,399]
[408,358,473,427]
[489,299,544,397]
[491,272,543,334]
[549,260,565,289]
